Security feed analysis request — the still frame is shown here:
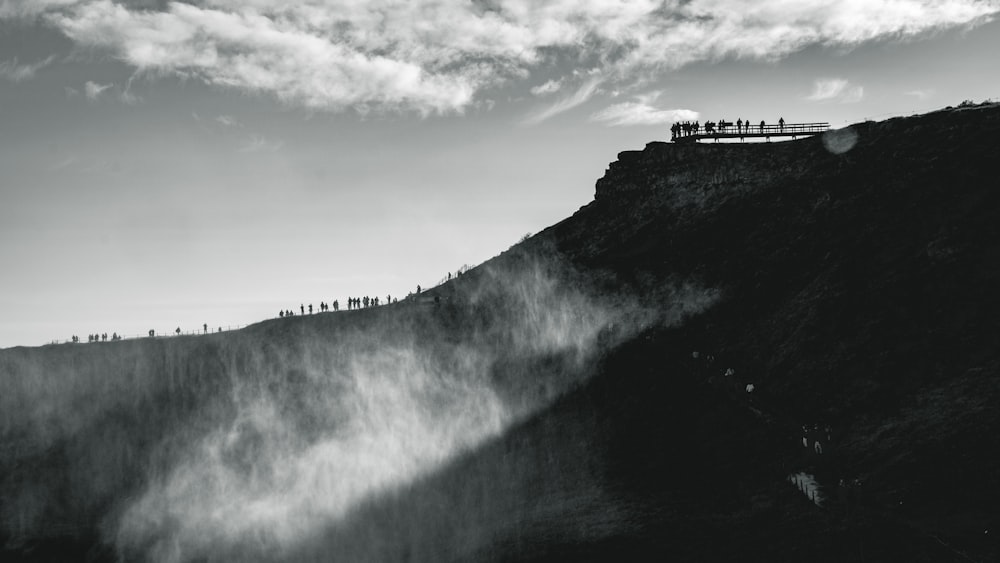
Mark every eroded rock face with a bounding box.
[594,139,825,206]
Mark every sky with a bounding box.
[1,0,999,348]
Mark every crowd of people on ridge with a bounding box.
[671,117,785,140]
[72,333,122,343]
[67,267,469,345]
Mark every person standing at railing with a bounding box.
[759,120,765,133]
[737,118,743,134]
[779,117,785,131]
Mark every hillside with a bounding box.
[2,103,999,562]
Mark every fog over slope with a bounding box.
[0,248,716,562]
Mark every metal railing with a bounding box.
[672,121,831,142]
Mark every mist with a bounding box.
[0,249,717,562]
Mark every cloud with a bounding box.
[84,79,112,100]
[522,77,602,125]
[5,0,998,114]
[529,79,562,96]
[0,55,55,82]
[215,115,241,128]
[237,134,284,153]
[591,101,699,127]
[806,78,864,103]
[904,89,934,100]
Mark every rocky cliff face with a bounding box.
[595,139,819,204]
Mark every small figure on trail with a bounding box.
[386,294,391,305]
[778,117,785,131]
[175,327,181,335]
[300,304,305,315]
[203,323,208,334]
[149,329,155,337]
[280,310,284,318]
[759,120,765,133]
[416,285,421,294]
[309,304,313,314]
[113,332,118,341]
[448,272,452,281]
[737,118,743,133]
[693,120,700,134]
[363,296,369,308]
[333,299,339,311]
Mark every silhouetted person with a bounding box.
[334,300,339,311]
[203,323,208,334]
[416,285,421,293]
[309,304,313,314]
[280,310,284,318]
[737,118,743,133]
[149,329,155,337]
[175,327,181,335]
[113,332,118,341]
[386,294,391,304]
[300,304,305,315]
[759,120,765,133]
[779,117,785,131]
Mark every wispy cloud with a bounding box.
[523,77,602,125]
[215,115,241,128]
[0,55,55,82]
[904,89,934,100]
[7,1,998,114]
[806,78,865,103]
[529,79,562,96]
[238,134,284,153]
[84,80,112,100]
[591,101,698,127]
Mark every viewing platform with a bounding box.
[672,122,830,143]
